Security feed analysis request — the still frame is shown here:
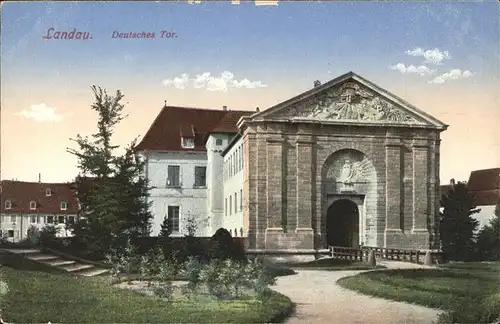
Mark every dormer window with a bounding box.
[29,201,37,210]
[181,137,195,149]
[60,201,68,211]
[215,139,223,146]
[4,200,12,210]
[46,188,52,196]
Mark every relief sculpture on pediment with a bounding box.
[276,82,423,124]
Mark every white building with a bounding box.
[0,179,79,242]
[136,105,254,237]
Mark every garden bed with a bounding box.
[0,265,294,323]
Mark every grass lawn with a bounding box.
[290,257,386,270]
[337,262,500,323]
[0,264,293,323]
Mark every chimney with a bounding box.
[222,105,227,111]
[313,80,321,88]
[450,178,455,186]
[38,173,41,183]
[256,107,260,112]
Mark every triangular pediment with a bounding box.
[246,72,447,129]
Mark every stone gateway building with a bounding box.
[237,72,447,254]
[137,72,447,256]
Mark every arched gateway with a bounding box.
[239,72,448,262]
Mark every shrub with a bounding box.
[184,257,203,292]
[105,237,141,277]
[26,226,41,245]
[0,266,9,321]
[39,225,59,247]
[149,281,174,302]
[197,258,276,301]
[210,228,246,262]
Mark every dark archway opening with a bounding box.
[326,199,359,248]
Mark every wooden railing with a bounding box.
[329,246,364,261]
[361,246,422,264]
[328,245,439,264]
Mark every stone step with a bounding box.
[43,259,76,267]
[78,268,111,277]
[59,263,94,272]
[26,254,59,261]
[3,249,42,254]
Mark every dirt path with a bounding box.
[271,261,442,324]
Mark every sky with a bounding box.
[1,0,499,184]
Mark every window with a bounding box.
[4,200,12,210]
[194,166,206,187]
[238,147,241,172]
[29,201,37,210]
[67,216,75,225]
[30,215,37,224]
[181,137,195,148]
[216,138,223,146]
[167,206,180,233]
[47,216,54,224]
[234,192,237,213]
[229,195,232,215]
[45,188,52,196]
[60,201,68,211]
[240,189,243,211]
[240,146,243,170]
[58,216,65,224]
[10,215,16,223]
[167,165,181,187]
[7,230,13,238]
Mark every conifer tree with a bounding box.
[439,181,480,261]
[67,86,152,258]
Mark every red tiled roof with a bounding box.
[0,180,78,214]
[439,169,500,207]
[468,168,500,206]
[467,168,500,191]
[211,111,254,133]
[470,189,500,206]
[135,106,252,152]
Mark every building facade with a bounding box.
[0,180,79,242]
[137,72,447,254]
[136,106,252,236]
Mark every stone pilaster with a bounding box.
[255,126,268,248]
[296,136,314,230]
[412,139,429,231]
[385,138,403,232]
[266,136,284,229]
[432,139,442,249]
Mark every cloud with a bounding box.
[162,71,267,92]
[405,47,452,65]
[389,63,436,76]
[15,103,63,122]
[428,69,473,84]
[162,73,189,89]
